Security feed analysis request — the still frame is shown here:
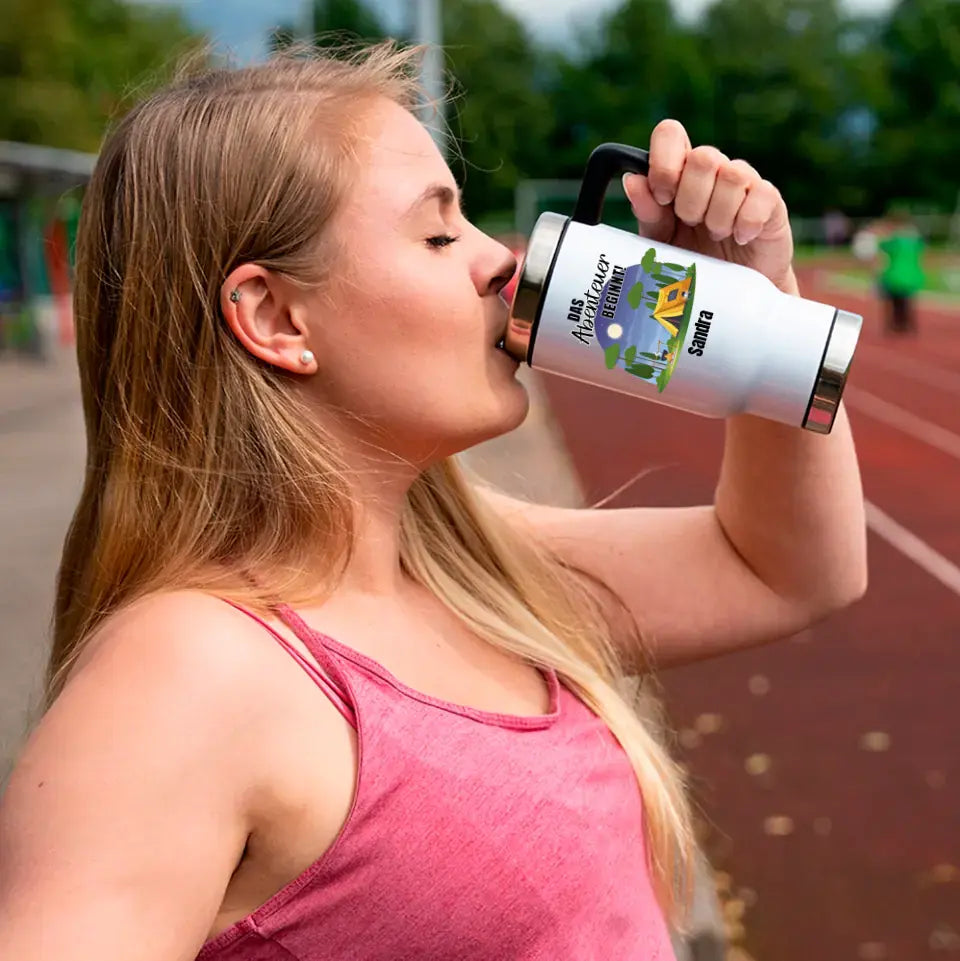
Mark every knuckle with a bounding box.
[720,159,756,186]
[757,178,782,202]
[687,145,726,171]
[704,213,731,236]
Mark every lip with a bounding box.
[491,299,511,349]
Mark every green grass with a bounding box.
[830,263,960,299]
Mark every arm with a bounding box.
[480,121,867,670]
[0,593,271,961]
[482,417,866,673]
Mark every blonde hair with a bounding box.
[50,40,695,922]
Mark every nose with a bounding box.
[485,242,520,298]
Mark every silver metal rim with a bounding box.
[502,212,568,363]
[803,309,863,433]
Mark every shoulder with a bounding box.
[46,591,294,771]
[70,589,278,689]
[0,592,288,956]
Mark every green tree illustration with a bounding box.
[626,363,657,379]
[604,344,621,369]
[626,283,645,309]
[624,345,637,365]
[641,248,657,273]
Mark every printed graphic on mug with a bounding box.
[596,247,697,392]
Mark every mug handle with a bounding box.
[571,143,650,226]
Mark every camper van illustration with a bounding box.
[595,249,696,393]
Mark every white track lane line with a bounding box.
[844,387,960,592]
[845,387,960,460]
[865,501,960,597]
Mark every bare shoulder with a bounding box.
[0,591,300,959]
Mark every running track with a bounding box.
[542,262,960,961]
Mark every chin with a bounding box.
[471,380,531,447]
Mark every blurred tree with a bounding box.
[873,0,960,211]
[689,0,858,215]
[311,0,388,44]
[269,0,959,221]
[545,0,711,177]
[441,0,554,218]
[0,0,204,151]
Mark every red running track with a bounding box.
[540,263,960,961]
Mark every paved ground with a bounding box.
[0,350,85,785]
[542,264,960,961]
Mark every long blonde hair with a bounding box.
[51,40,695,922]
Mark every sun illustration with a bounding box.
[606,323,624,339]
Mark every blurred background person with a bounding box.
[875,209,926,335]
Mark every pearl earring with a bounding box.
[300,350,315,366]
[229,289,241,303]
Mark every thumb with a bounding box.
[623,173,675,243]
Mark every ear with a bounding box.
[220,265,317,375]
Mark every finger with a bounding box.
[703,159,760,241]
[673,145,727,226]
[646,119,691,207]
[733,178,786,245]
[623,172,676,242]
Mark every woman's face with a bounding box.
[302,97,527,465]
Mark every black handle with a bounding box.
[571,143,650,226]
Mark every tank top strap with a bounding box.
[220,599,356,728]
[273,603,345,671]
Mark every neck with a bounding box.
[318,414,430,599]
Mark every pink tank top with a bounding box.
[196,603,672,960]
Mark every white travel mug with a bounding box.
[501,143,861,433]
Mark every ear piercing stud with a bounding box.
[300,350,315,366]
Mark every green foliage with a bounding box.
[311,0,388,44]
[441,0,555,215]
[5,0,959,223]
[626,282,645,308]
[604,343,621,368]
[624,345,637,364]
[0,0,204,151]
[641,248,657,273]
[627,363,657,379]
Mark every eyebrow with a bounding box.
[405,183,464,218]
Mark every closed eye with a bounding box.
[426,234,460,249]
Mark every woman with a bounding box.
[0,42,867,960]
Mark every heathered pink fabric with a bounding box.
[195,603,672,961]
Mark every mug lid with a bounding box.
[503,212,568,363]
[803,309,862,433]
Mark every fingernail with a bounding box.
[621,173,635,194]
[653,189,672,206]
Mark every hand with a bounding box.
[622,119,797,294]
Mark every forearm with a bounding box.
[714,278,868,612]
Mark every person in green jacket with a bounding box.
[876,210,926,335]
